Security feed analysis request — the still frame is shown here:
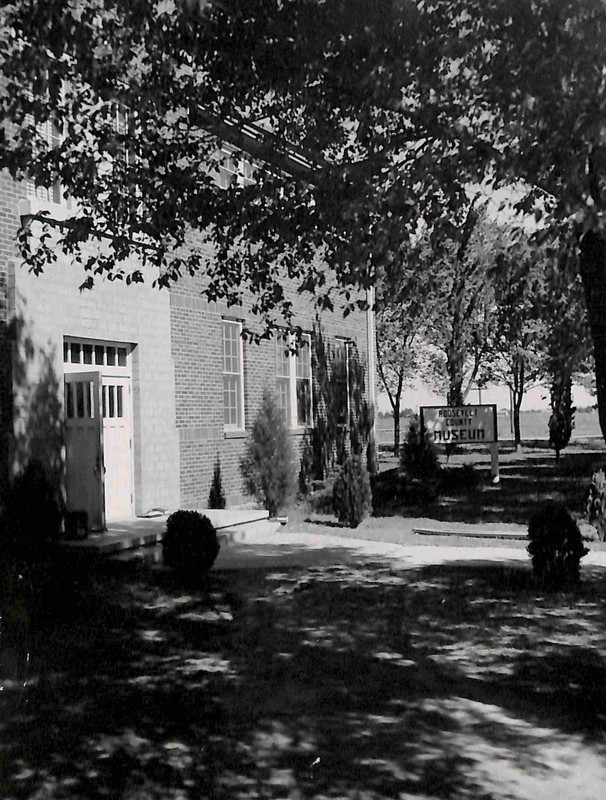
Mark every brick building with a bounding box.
[0,160,376,528]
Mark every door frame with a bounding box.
[62,337,135,522]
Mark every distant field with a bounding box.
[377,409,602,445]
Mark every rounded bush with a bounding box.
[163,511,220,575]
[527,501,588,590]
[332,455,372,528]
[586,468,606,542]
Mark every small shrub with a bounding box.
[367,439,379,478]
[241,388,296,516]
[208,455,226,509]
[163,510,220,575]
[298,434,315,497]
[332,455,372,528]
[399,416,441,482]
[548,378,575,463]
[586,468,606,542]
[527,501,588,590]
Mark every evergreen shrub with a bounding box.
[208,455,226,509]
[298,434,315,497]
[163,510,220,575]
[240,388,296,516]
[332,454,372,528]
[586,468,606,542]
[399,416,441,482]
[527,501,588,590]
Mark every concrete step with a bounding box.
[413,526,527,541]
[60,509,282,556]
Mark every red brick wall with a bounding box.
[170,268,371,508]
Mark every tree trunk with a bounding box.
[579,231,606,441]
[513,391,523,451]
[393,407,401,458]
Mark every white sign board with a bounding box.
[420,405,498,445]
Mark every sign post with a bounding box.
[420,404,499,483]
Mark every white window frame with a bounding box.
[215,146,256,189]
[334,338,351,427]
[276,331,313,429]
[222,319,245,431]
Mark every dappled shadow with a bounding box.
[373,447,606,525]
[0,299,64,504]
[3,557,606,797]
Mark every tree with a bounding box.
[421,202,499,407]
[541,236,591,460]
[0,0,504,337]
[489,0,606,439]
[483,234,550,449]
[375,246,432,455]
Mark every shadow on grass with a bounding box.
[3,557,606,798]
[372,448,606,525]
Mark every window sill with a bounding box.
[224,428,249,439]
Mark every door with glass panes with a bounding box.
[63,339,134,525]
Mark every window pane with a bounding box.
[63,341,69,362]
[117,347,127,367]
[223,322,243,427]
[95,345,104,365]
[117,385,123,417]
[276,377,290,424]
[296,341,311,379]
[70,342,80,363]
[276,334,290,378]
[334,341,349,424]
[296,379,312,426]
[82,344,93,364]
[106,346,116,366]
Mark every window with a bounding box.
[334,339,350,426]
[215,148,256,189]
[276,332,313,428]
[223,320,245,429]
[26,115,64,204]
[63,339,130,371]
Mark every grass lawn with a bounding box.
[2,442,606,799]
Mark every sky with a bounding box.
[377,380,596,414]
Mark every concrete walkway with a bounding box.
[211,528,606,570]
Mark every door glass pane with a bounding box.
[84,381,92,418]
[106,347,116,366]
[82,344,93,364]
[76,381,85,418]
[117,385,123,417]
[102,385,107,418]
[108,385,115,418]
[66,383,74,418]
[95,345,104,365]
